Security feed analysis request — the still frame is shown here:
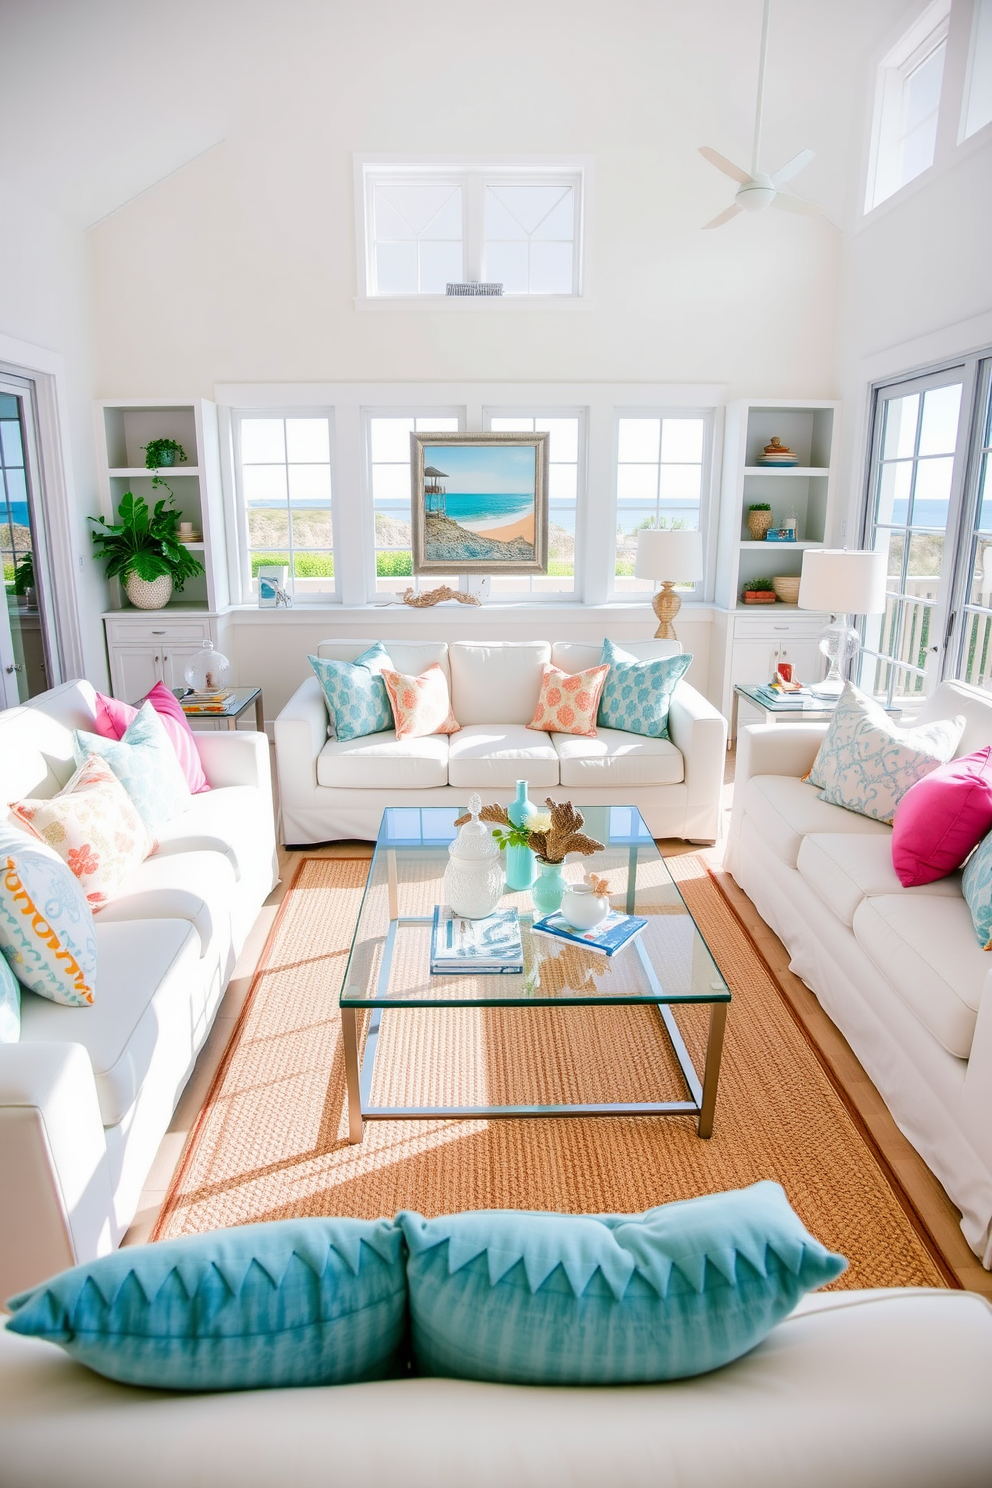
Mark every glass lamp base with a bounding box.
[810,615,859,699]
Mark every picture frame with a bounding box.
[410,431,550,575]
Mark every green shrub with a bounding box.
[376,551,413,577]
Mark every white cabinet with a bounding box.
[102,613,230,705]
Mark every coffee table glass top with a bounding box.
[340,806,730,1009]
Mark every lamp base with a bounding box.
[809,614,859,698]
[651,582,681,640]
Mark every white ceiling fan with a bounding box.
[699,0,823,229]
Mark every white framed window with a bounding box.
[359,161,584,300]
[233,413,336,603]
[612,413,711,597]
[365,410,462,594]
[865,0,951,211]
[483,411,585,599]
[962,0,992,138]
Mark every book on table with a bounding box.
[531,908,647,957]
[430,906,524,975]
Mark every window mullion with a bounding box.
[467,172,484,281]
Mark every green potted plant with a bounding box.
[747,502,774,540]
[89,491,205,610]
[12,551,34,604]
[142,438,187,470]
[741,576,778,605]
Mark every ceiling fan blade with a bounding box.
[772,192,823,217]
[698,147,751,185]
[771,148,815,188]
[702,204,743,230]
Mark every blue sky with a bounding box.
[423,444,536,495]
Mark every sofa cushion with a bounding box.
[448,642,550,726]
[551,639,682,673]
[0,822,96,1007]
[94,683,211,795]
[741,775,891,870]
[316,640,450,686]
[317,732,448,789]
[0,951,20,1042]
[448,724,559,789]
[796,833,963,929]
[383,664,460,739]
[18,918,203,1125]
[852,894,988,1058]
[528,663,609,737]
[94,850,238,959]
[308,644,394,742]
[554,729,685,788]
[152,785,272,882]
[597,640,691,739]
[74,702,192,831]
[891,747,992,886]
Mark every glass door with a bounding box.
[0,380,54,706]
[949,361,992,689]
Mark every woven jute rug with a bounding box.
[153,854,953,1289]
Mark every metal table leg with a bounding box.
[254,691,264,731]
[341,1006,364,1143]
[698,1001,728,1138]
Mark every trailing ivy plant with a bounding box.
[140,438,188,501]
[89,491,205,588]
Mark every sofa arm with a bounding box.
[274,678,327,814]
[194,730,272,793]
[736,722,828,784]
[961,980,992,1266]
[667,683,729,843]
[0,1043,115,1302]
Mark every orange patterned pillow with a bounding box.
[527,663,609,737]
[382,664,461,740]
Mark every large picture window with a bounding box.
[613,414,709,595]
[235,414,335,602]
[367,412,461,594]
[484,412,582,597]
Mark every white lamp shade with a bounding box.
[634,528,704,581]
[798,549,887,615]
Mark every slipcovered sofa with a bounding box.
[726,678,992,1266]
[2,1289,991,1486]
[0,680,278,1300]
[275,640,728,845]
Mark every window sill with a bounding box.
[353,294,596,313]
[227,600,718,622]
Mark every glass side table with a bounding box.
[175,685,264,731]
[732,683,899,742]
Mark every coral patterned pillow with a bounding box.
[94,682,210,795]
[11,753,155,908]
[382,664,461,740]
[527,663,609,737]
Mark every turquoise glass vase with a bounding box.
[532,860,567,918]
[505,779,537,891]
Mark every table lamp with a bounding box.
[634,529,704,640]
[798,549,887,697]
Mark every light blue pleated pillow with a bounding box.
[73,700,191,830]
[962,829,992,948]
[398,1182,846,1385]
[0,950,21,1041]
[309,642,394,742]
[597,638,692,738]
[5,1216,408,1391]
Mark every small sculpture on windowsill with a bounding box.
[401,585,481,608]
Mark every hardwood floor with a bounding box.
[124,748,992,1295]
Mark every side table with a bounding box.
[732,683,900,741]
[176,685,264,731]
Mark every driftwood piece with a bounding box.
[401,585,481,608]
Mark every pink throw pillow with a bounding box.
[891,746,992,886]
[94,682,210,794]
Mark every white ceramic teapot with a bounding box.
[443,795,504,919]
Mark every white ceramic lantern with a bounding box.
[444,795,504,920]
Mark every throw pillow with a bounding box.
[962,830,992,949]
[891,747,992,887]
[398,1181,846,1385]
[5,1216,408,1391]
[308,643,395,742]
[94,683,210,795]
[73,701,192,831]
[11,754,155,908]
[0,951,20,1042]
[0,823,96,1006]
[527,663,609,737]
[807,682,965,825]
[382,663,461,739]
[597,639,692,738]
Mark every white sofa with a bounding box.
[2,1289,991,1486]
[726,679,992,1267]
[0,681,278,1301]
[275,640,728,845]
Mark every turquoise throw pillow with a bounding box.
[0,950,21,1041]
[5,1216,408,1391]
[74,700,191,831]
[597,638,691,738]
[962,829,992,948]
[309,643,394,742]
[398,1183,846,1385]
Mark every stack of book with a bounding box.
[532,909,647,957]
[430,906,524,976]
[181,688,235,714]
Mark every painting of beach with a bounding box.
[411,432,549,574]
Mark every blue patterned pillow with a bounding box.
[6,1216,408,1391]
[74,701,191,830]
[808,683,965,824]
[0,823,96,1006]
[597,639,691,738]
[309,643,395,742]
[0,949,21,1040]
[398,1182,846,1385]
[962,830,992,949]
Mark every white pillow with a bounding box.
[807,682,965,825]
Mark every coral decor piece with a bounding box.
[586,872,611,898]
[401,585,481,607]
[456,798,604,866]
[527,663,609,737]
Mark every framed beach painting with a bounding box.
[410,431,549,575]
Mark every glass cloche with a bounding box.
[184,639,232,694]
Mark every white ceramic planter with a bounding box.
[125,572,173,610]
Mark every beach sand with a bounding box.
[455,512,535,544]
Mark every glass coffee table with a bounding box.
[340,806,730,1144]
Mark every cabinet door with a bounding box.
[779,637,825,688]
[160,646,203,693]
[110,647,162,704]
[731,638,782,690]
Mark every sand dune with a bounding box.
[456,512,535,544]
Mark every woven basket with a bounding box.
[772,576,801,604]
